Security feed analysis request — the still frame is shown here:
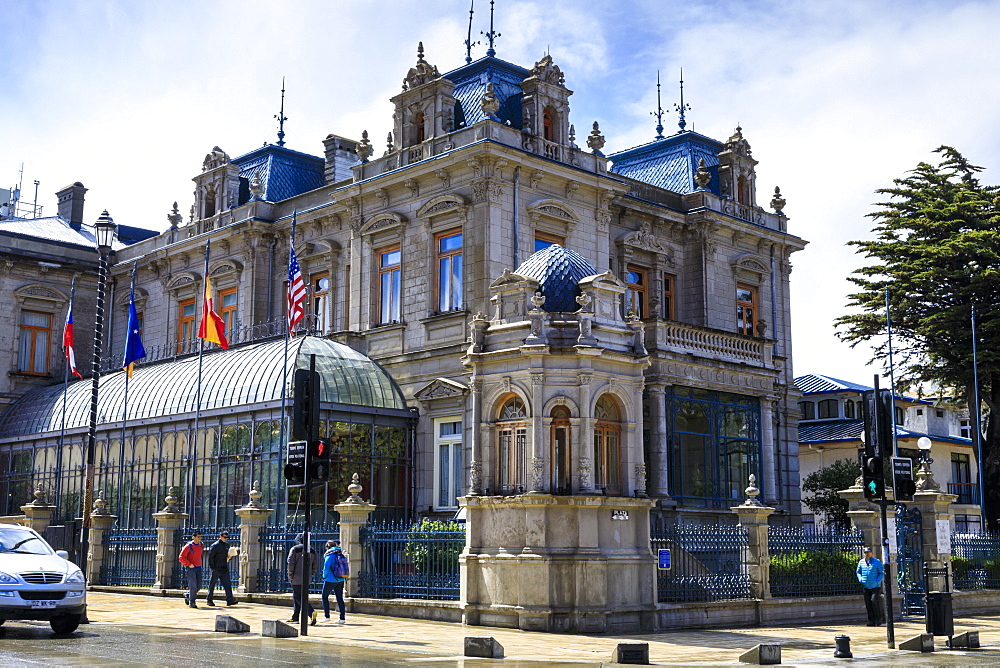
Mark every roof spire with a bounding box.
[482,0,500,57]
[274,77,288,147]
[650,71,665,140]
[674,67,691,132]
[464,0,479,64]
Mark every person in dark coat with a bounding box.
[206,531,237,607]
[287,532,318,625]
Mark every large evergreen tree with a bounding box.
[836,146,1000,526]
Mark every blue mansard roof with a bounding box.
[515,244,597,313]
[444,56,530,130]
[232,144,325,204]
[609,131,723,195]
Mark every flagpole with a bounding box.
[189,241,210,521]
[117,261,138,526]
[56,277,76,519]
[279,211,296,520]
[885,286,899,458]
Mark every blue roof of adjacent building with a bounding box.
[514,244,597,313]
[795,374,872,394]
[798,419,971,446]
[609,130,723,195]
[443,56,530,130]
[0,215,155,250]
[232,144,325,204]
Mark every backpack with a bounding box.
[332,552,350,577]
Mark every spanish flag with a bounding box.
[198,273,229,349]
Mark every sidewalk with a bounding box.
[84,591,1000,665]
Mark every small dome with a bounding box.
[515,245,597,312]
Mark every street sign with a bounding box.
[287,440,307,463]
[891,457,915,502]
[658,548,671,570]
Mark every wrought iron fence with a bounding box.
[952,531,1000,590]
[358,519,464,601]
[256,524,340,593]
[99,528,159,587]
[769,526,865,598]
[650,518,751,603]
[171,527,241,590]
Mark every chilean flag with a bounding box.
[63,307,82,379]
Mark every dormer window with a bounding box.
[817,399,838,419]
[799,401,815,420]
[543,109,554,142]
[737,175,749,205]
[415,111,426,144]
[844,399,855,419]
[204,187,217,218]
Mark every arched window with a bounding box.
[550,406,571,493]
[542,109,554,142]
[798,401,815,420]
[497,395,527,493]
[593,395,621,495]
[737,175,748,205]
[843,399,855,419]
[817,399,839,419]
[415,111,426,144]
[204,187,217,218]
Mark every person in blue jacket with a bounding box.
[321,540,348,624]
[857,546,885,626]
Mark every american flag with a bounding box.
[287,246,307,335]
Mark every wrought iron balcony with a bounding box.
[948,482,980,505]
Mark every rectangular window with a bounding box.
[18,310,52,374]
[498,426,527,493]
[960,419,971,439]
[625,265,647,318]
[843,399,855,419]
[662,273,676,319]
[378,246,401,324]
[817,399,839,419]
[799,401,815,420]
[220,287,237,334]
[436,230,463,312]
[434,418,463,509]
[936,410,944,418]
[534,231,563,253]
[178,298,196,353]
[737,284,757,336]
[312,271,330,331]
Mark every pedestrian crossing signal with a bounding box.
[308,438,331,482]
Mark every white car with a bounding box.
[0,523,86,634]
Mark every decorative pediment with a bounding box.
[402,42,441,90]
[202,146,231,171]
[617,221,670,256]
[489,268,536,289]
[417,194,469,219]
[209,259,243,278]
[414,377,469,402]
[115,287,149,308]
[732,254,768,276]
[527,198,579,223]
[166,272,200,291]
[528,54,566,86]
[360,212,407,236]
[13,284,67,305]
[579,270,626,290]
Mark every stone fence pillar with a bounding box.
[235,480,274,594]
[909,458,957,588]
[21,486,57,535]
[334,474,376,598]
[85,490,117,585]
[731,475,774,599]
[151,487,188,593]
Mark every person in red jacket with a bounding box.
[179,532,204,608]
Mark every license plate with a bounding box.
[30,600,57,609]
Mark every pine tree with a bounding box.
[836,146,1000,526]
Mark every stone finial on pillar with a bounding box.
[83,493,117,586]
[21,485,57,535]
[161,486,181,514]
[235,480,275,594]
[335,474,377,598]
[732,474,775,599]
[151,487,189,593]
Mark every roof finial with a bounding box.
[464,0,479,64]
[417,41,426,63]
[274,77,288,147]
[482,0,500,57]
[651,71,665,140]
[674,67,691,132]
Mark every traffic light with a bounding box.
[862,453,885,500]
[308,438,332,482]
[292,369,320,442]
[861,388,893,501]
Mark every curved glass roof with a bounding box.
[0,337,408,438]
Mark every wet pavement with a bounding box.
[2,591,999,666]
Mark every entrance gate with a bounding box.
[895,504,924,616]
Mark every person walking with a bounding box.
[205,531,238,607]
[321,540,349,624]
[178,532,204,609]
[287,532,318,625]
[857,546,885,626]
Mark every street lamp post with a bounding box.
[80,210,117,579]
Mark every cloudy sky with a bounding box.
[4,0,999,386]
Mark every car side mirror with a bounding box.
[56,550,69,560]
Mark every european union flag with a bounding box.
[122,289,146,375]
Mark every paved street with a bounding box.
[1,592,999,666]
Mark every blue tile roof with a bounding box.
[798,419,971,446]
[515,244,597,313]
[608,131,723,195]
[232,145,325,204]
[443,56,530,130]
[794,374,871,394]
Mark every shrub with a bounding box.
[770,550,859,584]
[404,518,464,574]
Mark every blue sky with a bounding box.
[3,0,1000,385]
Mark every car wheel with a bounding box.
[50,613,80,634]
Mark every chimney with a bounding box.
[56,182,88,229]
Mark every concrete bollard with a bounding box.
[948,631,979,649]
[214,615,250,633]
[739,643,781,665]
[898,634,934,652]
[464,636,504,658]
[262,619,299,638]
[833,635,852,658]
[611,642,649,664]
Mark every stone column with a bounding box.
[731,476,775,599]
[645,384,670,499]
[760,400,777,505]
[334,474,377,598]
[21,486,57,535]
[529,371,545,493]
[468,379,483,495]
[151,487,189,593]
[234,480,275,594]
[85,490,117,586]
[909,459,958,588]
